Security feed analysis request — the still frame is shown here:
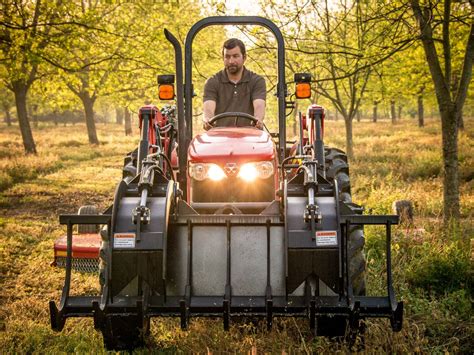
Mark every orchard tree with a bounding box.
[28,73,79,125]
[409,0,473,221]
[258,0,415,159]
[50,1,132,144]
[0,85,14,126]
[55,1,209,143]
[0,0,65,153]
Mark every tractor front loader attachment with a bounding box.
[49,178,403,350]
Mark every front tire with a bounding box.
[101,315,149,351]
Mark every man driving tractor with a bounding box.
[202,38,266,130]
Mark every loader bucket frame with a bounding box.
[50,213,403,334]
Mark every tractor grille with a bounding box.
[55,257,99,273]
[192,176,275,203]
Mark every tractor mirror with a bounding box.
[157,74,175,100]
[294,73,311,83]
[294,73,312,99]
[157,74,175,85]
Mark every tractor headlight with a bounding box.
[189,163,226,181]
[207,164,226,181]
[238,163,258,182]
[238,161,274,182]
[256,161,274,179]
[189,163,207,181]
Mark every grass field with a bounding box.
[0,118,472,353]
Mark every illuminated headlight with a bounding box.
[238,161,274,182]
[238,163,258,182]
[189,163,226,181]
[207,164,226,181]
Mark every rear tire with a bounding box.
[315,225,366,339]
[77,205,99,234]
[317,147,366,340]
[348,225,366,295]
[122,148,137,183]
[324,147,366,293]
[98,227,108,290]
[325,147,351,203]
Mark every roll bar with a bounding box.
[166,16,288,196]
[164,29,186,192]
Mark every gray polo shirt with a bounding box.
[203,67,266,126]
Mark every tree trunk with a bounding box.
[30,104,38,128]
[4,110,11,126]
[344,116,354,160]
[440,104,460,221]
[12,82,36,154]
[80,95,99,144]
[356,109,361,122]
[418,95,424,127]
[398,105,402,120]
[390,100,396,123]
[116,107,124,125]
[409,0,473,223]
[457,111,464,130]
[373,101,378,122]
[335,110,339,121]
[124,107,132,136]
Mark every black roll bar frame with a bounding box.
[165,17,288,196]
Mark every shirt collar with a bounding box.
[220,67,250,84]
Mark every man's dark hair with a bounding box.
[222,38,246,57]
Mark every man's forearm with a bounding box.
[253,99,266,122]
[203,100,216,122]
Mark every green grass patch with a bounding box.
[405,241,472,295]
[0,120,472,352]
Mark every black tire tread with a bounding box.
[77,205,99,234]
[122,148,137,183]
[348,226,366,295]
[101,315,149,351]
[325,147,366,295]
[324,147,351,203]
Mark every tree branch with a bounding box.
[455,23,474,110]
[443,0,452,91]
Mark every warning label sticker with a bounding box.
[315,231,338,246]
[114,233,136,248]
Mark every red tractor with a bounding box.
[50,16,402,350]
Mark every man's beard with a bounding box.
[226,64,241,75]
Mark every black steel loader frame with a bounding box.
[50,213,403,333]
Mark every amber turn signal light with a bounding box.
[159,84,174,100]
[295,82,311,99]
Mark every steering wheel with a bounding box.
[208,112,259,127]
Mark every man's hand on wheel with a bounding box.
[255,120,264,130]
[203,120,212,131]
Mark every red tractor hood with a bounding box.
[188,127,275,163]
